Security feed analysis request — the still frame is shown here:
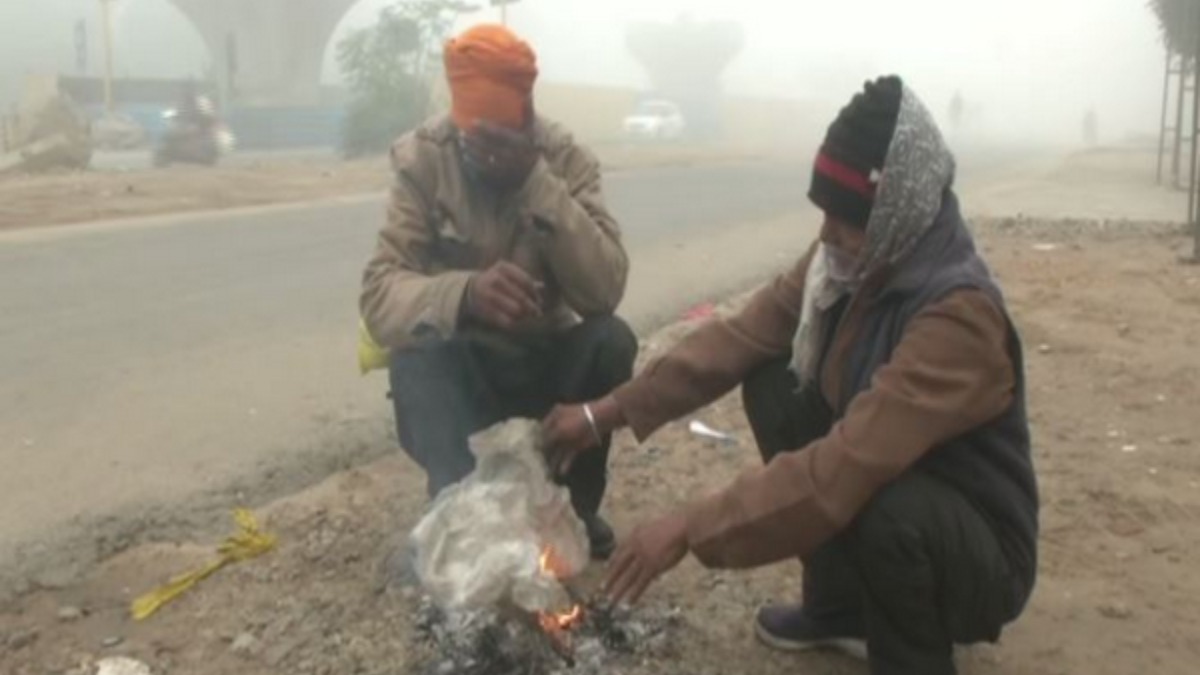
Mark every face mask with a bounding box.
[824,244,861,284]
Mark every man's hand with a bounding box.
[542,396,623,476]
[461,120,540,189]
[604,511,690,606]
[467,260,543,330]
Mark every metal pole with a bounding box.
[1189,51,1199,227]
[1192,1,1200,196]
[1159,47,1173,185]
[99,0,116,114]
[1175,55,1189,188]
[501,4,508,25]
[1194,7,1200,261]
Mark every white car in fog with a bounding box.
[623,100,686,142]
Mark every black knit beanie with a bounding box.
[809,76,903,228]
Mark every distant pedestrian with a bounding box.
[949,90,964,130]
[1083,108,1099,146]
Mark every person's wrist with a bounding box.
[590,395,625,435]
[463,273,481,320]
[582,403,604,447]
[670,511,692,553]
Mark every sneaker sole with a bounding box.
[753,621,869,661]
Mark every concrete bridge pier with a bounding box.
[170,0,358,105]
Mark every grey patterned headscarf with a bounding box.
[789,85,956,381]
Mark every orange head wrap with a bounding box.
[444,24,539,131]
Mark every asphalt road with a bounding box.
[0,160,815,589]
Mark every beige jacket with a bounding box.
[361,116,628,349]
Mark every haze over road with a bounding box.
[0,146,1042,590]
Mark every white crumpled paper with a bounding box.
[96,658,153,675]
[409,419,589,614]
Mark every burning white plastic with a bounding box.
[409,419,589,615]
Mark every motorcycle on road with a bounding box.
[153,98,236,168]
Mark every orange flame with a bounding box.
[538,546,571,580]
[536,546,584,633]
[556,604,583,628]
[538,603,584,633]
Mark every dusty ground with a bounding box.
[967,145,1190,223]
[0,144,765,231]
[3,217,1198,675]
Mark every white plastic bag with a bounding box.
[409,419,588,614]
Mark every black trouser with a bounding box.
[388,316,637,519]
[742,358,1019,675]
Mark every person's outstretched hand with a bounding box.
[542,404,594,476]
[542,396,623,476]
[604,511,690,606]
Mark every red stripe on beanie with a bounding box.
[815,153,876,199]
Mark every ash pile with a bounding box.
[412,595,682,675]
[406,420,683,675]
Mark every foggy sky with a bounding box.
[0,0,1169,143]
[336,0,1165,143]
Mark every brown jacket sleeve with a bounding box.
[360,136,474,348]
[684,289,1015,569]
[613,245,816,441]
[517,142,628,316]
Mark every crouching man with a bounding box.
[543,77,1038,674]
[361,24,636,559]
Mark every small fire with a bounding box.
[538,547,572,580]
[537,546,584,633]
[538,602,584,633]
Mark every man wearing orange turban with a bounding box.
[361,24,633,566]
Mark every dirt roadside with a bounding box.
[3,218,1199,675]
[0,144,767,231]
